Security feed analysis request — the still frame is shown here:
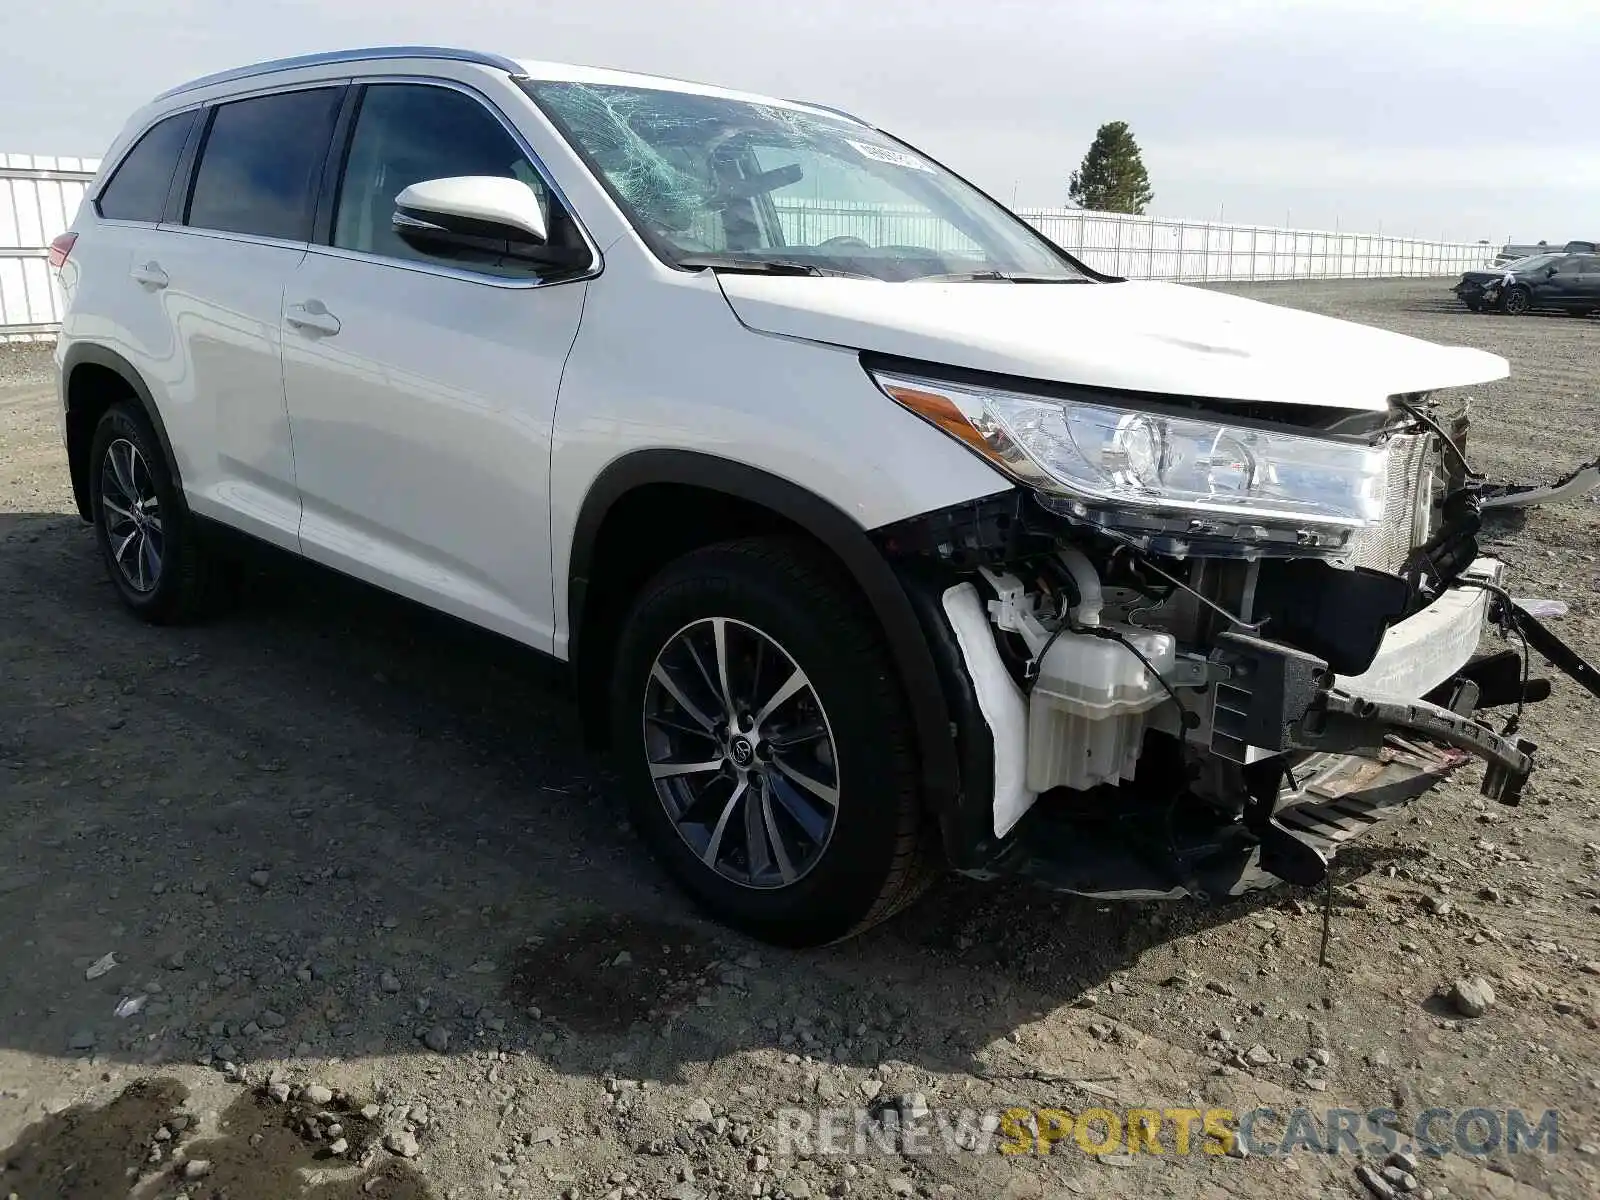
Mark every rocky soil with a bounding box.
[1,281,1598,1199]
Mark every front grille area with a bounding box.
[1345,433,1435,575]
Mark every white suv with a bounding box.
[53,46,1591,944]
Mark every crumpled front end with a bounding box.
[873,377,1600,902]
[1453,272,1505,309]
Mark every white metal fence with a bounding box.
[1017,207,1492,281]
[1,154,98,342]
[777,199,1493,282]
[2,149,1495,340]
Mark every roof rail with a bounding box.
[153,46,525,102]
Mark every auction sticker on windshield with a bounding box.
[846,139,935,172]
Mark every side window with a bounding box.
[1552,255,1579,274]
[97,110,197,222]
[187,88,342,241]
[332,84,568,278]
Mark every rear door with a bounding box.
[1577,255,1600,312]
[151,84,344,549]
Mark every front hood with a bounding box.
[716,277,1509,412]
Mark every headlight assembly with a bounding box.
[872,369,1392,546]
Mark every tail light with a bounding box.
[47,232,77,270]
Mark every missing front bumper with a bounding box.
[982,745,1464,902]
[953,559,1600,902]
[974,716,1528,904]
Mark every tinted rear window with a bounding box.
[187,88,342,241]
[98,110,197,222]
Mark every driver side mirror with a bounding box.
[392,176,550,260]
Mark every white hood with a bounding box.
[716,277,1509,412]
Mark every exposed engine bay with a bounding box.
[877,387,1600,903]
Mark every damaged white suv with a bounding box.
[53,47,1600,944]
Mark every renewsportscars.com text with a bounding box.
[771,1105,1561,1158]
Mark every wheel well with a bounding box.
[574,483,843,747]
[567,451,963,834]
[64,362,137,521]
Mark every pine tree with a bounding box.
[1068,122,1154,215]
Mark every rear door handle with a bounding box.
[286,300,341,337]
[130,261,168,289]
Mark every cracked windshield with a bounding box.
[527,81,1086,281]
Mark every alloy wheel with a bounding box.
[100,438,163,592]
[642,617,840,889]
[1504,289,1529,315]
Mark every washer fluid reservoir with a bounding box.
[1025,623,1176,793]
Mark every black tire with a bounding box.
[610,536,934,945]
[1464,300,1482,313]
[87,402,219,623]
[1501,285,1531,315]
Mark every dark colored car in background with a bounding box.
[1493,240,1597,266]
[1454,252,1600,315]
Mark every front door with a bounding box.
[1538,254,1584,310]
[280,80,594,650]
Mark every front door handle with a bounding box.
[286,300,341,337]
[130,261,168,289]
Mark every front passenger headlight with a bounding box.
[871,369,1391,540]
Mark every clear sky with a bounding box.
[2,0,1592,242]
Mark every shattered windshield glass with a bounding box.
[524,80,1085,282]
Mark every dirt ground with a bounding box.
[2,279,1597,1200]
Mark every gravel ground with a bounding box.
[2,280,1598,1200]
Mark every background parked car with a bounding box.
[1453,252,1600,315]
[1492,239,1596,266]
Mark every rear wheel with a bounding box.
[1502,285,1531,315]
[610,537,933,945]
[87,403,219,623]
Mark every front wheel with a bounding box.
[610,537,933,945]
[1501,285,1531,315]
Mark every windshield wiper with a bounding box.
[676,255,876,279]
[677,255,823,276]
[914,270,1091,283]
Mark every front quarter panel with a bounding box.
[548,267,1011,655]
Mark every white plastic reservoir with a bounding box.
[1025,623,1176,793]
